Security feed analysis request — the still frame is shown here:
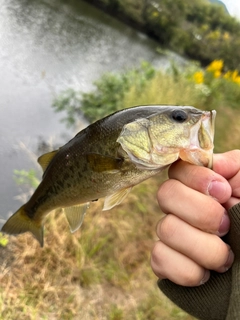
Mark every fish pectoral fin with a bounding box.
[38,150,58,172]
[103,187,132,211]
[64,203,90,233]
[1,205,44,247]
[86,153,123,173]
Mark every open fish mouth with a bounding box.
[199,110,216,168]
[180,110,216,168]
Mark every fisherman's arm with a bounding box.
[151,150,240,320]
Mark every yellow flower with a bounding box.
[234,77,240,85]
[232,70,239,80]
[214,70,221,78]
[193,71,204,84]
[207,60,224,73]
[223,70,240,85]
[223,71,231,79]
[231,71,240,84]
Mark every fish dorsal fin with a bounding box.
[86,153,123,173]
[103,187,132,211]
[38,150,58,172]
[64,203,90,233]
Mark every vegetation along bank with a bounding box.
[84,0,240,71]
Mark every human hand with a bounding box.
[151,150,240,286]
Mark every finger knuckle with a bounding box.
[206,239,229,269]
[198,201,223,232]
[151,242,161,264]
[157,180,179,207]
[180,264,206,287]
[157,215,178,240]
[151,242,166,277]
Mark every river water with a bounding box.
[0,0,187,221]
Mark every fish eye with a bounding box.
[171,110,188,123]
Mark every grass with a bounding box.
[122,71,206,109]
[0,174,195,320]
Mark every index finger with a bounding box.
[214,150,240,209]
[168,160,231,204]
[213,150,240,180]
[157,179,228,234]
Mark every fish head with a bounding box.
[117,106,216,170]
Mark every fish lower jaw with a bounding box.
[179,148,213,168]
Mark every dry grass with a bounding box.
[0,175,194,320]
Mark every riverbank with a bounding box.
[82,0,147,34]
[84,0,240,70]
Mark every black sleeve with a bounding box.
[158,202,240,320]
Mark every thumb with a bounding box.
[214,150,240,210]
[213,150,240,180]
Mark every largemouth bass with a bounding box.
[1,105,216,246]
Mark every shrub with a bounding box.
[52,62,156,124]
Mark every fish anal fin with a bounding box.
[38,150,58,172]
[64,203,90,233]
[86,153,123,173]
[103,187,132,211]
[1,205,44,247]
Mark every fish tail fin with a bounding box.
[1,205,44,247]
